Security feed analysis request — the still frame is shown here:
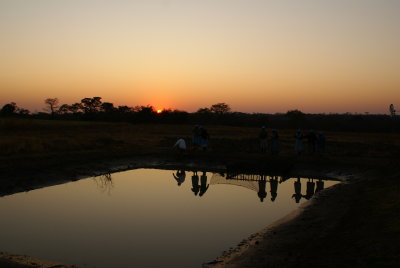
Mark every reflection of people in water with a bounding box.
[191,171,200,195]
[292,177,302,203]
[173,170,186,186]
[270,176,278,201]
[199,171,209,196]
[304,178,315,200]
[315,179,325,193]
[257,176,267,202]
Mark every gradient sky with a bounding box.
[1,0,399,114]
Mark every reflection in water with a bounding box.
[93,173,114,195]
[270,176,278,202]
[257,176,267,202]
[0,168,339,268]
[292,177,302,203]
[316,179,324,193]
[173,170,186,186]
[207,172,331,203]
[304,179,316,200]
[191,171,200,195]
[199,171,209,197]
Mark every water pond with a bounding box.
[0,168,339,267]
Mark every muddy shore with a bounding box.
[1,155,399,268]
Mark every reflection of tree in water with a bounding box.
[93,173,114,195]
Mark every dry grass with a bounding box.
[1,118,400,159]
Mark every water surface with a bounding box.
[0,169,338,267]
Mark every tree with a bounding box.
[101,102,115,113]
[286,109,305,117]
[286,109,305,127]
[1,102,17,116]
[81,97,102,113]
[210,103,231,114]
[58,104,71,114]
[1,102,30,116]
[69,103,83,114]
[17,108,30,115]
[196,107,211,114]
[44,98,59,116]
[117,105,134,114]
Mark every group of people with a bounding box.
[172,170,210,197]
[294,129,326,155]
[259,126,279,154]
[292,178,325,203]
[191,125,210,150]
[173,125,210,152]
[174,125,326,155]
[257,176,279,202]
[259,127,326,155]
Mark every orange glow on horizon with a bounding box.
[0,1,399,114]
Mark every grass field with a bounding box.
[2,118,399,157]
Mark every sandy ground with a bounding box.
[207,168,400,268]
[206,172,355,268]
[1,159,399,268]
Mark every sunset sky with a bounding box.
[0,0,399,114]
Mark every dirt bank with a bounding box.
[208,168,400,268]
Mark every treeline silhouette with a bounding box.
[1,97,398,132]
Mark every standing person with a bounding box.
[306,130,317,154]
[259,126,268,153]
[192,125,201,150]
[317,132,326,155]
[271,129,279,155]
[295,129,303,155]
[200,126,209,151]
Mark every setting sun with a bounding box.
[156,109,162,114]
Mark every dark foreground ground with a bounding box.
[1,119,399,267]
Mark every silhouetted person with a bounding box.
[304,178,315,200]
[192,125,201,150]
[257,176,267,202]
[315,179,325,193]
[173,138,187,153]
[173,170,186,186]
[259,126,268,153]
[295,129,303,155]
[270,176,278,201]
[306,130,317,154]
[292,177,302,203]
[317,132,326,155]
[199,126,209,151]
[271,129,279,155]
[191,171,200,195]
[199,171,209,196]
